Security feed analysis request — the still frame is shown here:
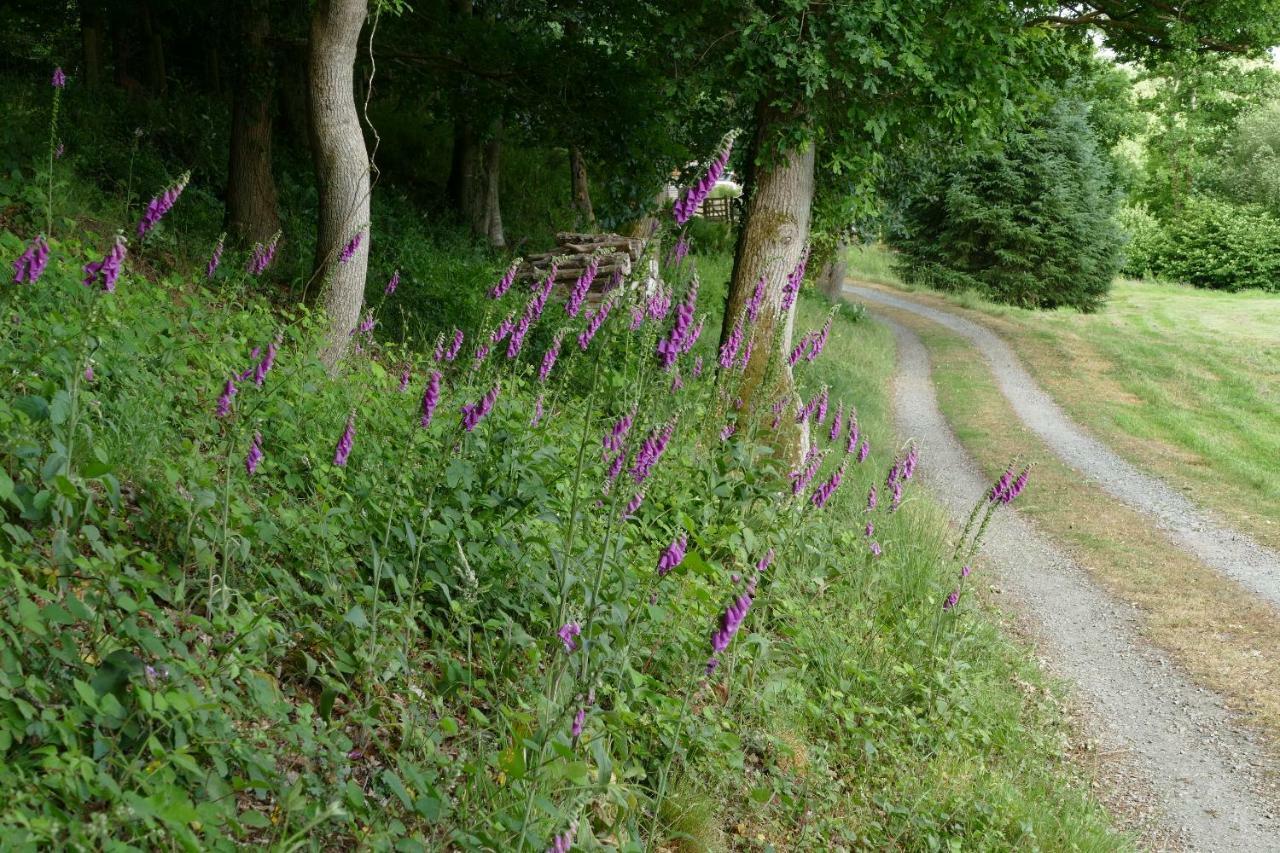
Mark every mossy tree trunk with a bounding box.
[226,0,280,246]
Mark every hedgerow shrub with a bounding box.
[1125,194,1280,291]
[894,100,1123,311]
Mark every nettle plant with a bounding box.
[2,75,1032,850]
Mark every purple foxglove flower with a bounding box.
[780,245,809,312]
[623,490,645,518]
[531,394,545,427]
[815,387,829,425]
[461,383,500,431]
[206,233,225,279]
[491,313,516,344]
[673,134,733,226]
[693,355,704,378]
[790,453,824,496]
[708,581,755,674]
[629,305,646,330]
[358,309,376,336]
[719,318,744,370]
[646,285,672,321]
[524,264,558,322]
[719,422,735,442]
[788,335,810,367]
[215,377,237,418]
[442,328,464,362]
[890,479,903,512]
[52,67,66,88]
[943,589,960,611]
[136,172,190,239]
[679,318,703,356]
[333,412,356,466]
[238,347,262,382]
[338,231,362,264]
[828,403,844,443]
[605,450,626,485]
[870,541,882,558]
[961,565,972,578]
[866,485,877,511]
[12,234,49,284]
[473,343,490,363]
[656,280,698,370]
[808,317,832,362]
[656,532,688,577]
[253,335,280,387]
[671,373,683,392]
[538,332,564,382]
[557,622,581,653]
[845,415,860,454]
[548,821,579,853]
[603,409,635,454]
[901,443,919,481]
[82,235,127,292]
[245,431,264,476]
[864,520,874,537]
[84,364,95,382]
[565,257,599,317]
[857,440,870,463]
[990,465,1014,503]
[668,235,690,267]
[571,706,586,738]
[385,270,400,295]
[629,422,674,485]
[488,260,520,299]
[507,315,531,361]
[577,295,614,351]
[1004,466,1031,503]
[420,370,441,427]
[398,365,411,392]
[756,549,774,573]
[745,275,767,323]
[248,232,281,275]
[811,463,844,508]
[55,142,65,159]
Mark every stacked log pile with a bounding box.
[517,232,653,302]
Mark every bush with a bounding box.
[1126,195,1280,291]
[893,100,1123,311]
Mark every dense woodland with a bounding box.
[2,1,1279,849]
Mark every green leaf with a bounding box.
[343,605,369,629]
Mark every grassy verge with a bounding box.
[872,303,1280,752]
[846,259,1280,552]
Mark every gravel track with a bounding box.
[876,313,1278,850]
[847,284,1280,610]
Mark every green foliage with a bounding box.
[1125,195,1280,292]
[894,100,1123,311]
[1213,101,1280,218]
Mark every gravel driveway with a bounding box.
[874,311,1278,850]
[848,284,1280,609]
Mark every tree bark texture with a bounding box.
[818,237,849,301]
[447,120,476,215]
[476,120,505,248]
[226,0,280,245]
[722,116,815,461]
[570,147,595,228]
[308,0,371,366]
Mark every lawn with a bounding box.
[846,243,1280,551]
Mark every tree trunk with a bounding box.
[81,1,106,91]
[308,0,370,366]
[722,110,815,460]
[226,0,280,246]
[818,237,849,301]
[475,119,505,248]
[447,119,477,216]
[140,2,166,95]
[570,147,595,228]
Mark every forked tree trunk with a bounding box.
[475,120,505,248]
[722,111,815,461]
[819,237,849,301]
[226,0,280,245]
[308,0,370,366]
[570,147,595,228]
[81,1,106,90]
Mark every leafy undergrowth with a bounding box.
[2,197,1119,849]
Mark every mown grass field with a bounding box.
[846,244,1280,552]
